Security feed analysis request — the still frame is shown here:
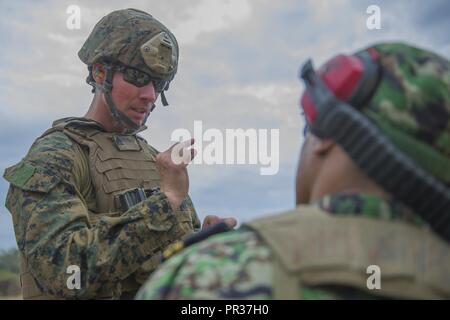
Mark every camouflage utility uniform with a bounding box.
[137,43,450,300]
[3,9,200,299]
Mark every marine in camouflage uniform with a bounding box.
[137,42,450,300]
[3,9,202,299]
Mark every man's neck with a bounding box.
[309,162,387,203]
[85,94,122,132]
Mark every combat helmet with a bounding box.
[79,8,179,132]
[299,42,450,241]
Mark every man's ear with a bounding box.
[311,135,335,156]
[92,63,105,84]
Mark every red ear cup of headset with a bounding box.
[300,48,380,125]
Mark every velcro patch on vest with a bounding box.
[112,135,142,151]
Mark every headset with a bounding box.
[299,48,450,242]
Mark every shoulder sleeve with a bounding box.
[4,131,75,191]
[183,196,201,231]
[136,230,274,299]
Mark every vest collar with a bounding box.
[312,192,425,227]
[52,117,147,135]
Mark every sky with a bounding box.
[0,0,449,250]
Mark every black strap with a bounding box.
[91,64,166,132]
[300,59,450,242]
[101,65,142,132]
[161,90,169,106]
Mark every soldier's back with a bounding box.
[137,198,450,300]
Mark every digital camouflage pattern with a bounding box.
[3,120,200,299]
[137,193,419,299]
[137,42,450,300]
[78,8,178,82]
[360,43,450,183]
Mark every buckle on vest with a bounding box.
[115,187,147,211]
[115,187,161,211]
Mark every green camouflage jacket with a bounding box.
[4,119,200,299]
[136,193,425,300]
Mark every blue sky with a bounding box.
[1,0,449,250]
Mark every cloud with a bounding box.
[172,0,252,45]
[190,163,297,224]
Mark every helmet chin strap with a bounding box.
[142,103,156,125]
[160,90,169,106]
[94,64,148,134]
